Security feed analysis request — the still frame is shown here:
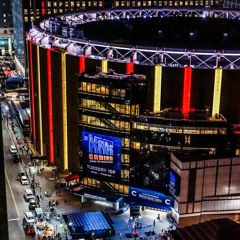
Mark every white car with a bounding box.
[23,211,35,228]
[9,144,17,154]
[20,176,29,185]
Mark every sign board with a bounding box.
[129,186,174,210]
[82,131,121,180]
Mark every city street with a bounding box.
[3,100,173,240]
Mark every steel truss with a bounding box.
[28,8,240,69]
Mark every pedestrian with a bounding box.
[49,200,51,208]
[153,220,155,227]
[58,190,61,195]
[56,200,59,206]
[64,198,67,203]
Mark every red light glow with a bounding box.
[126,61,134,74]
[182,66,192,115]
[79,56,85,73]
[29,41,36,140]
[47,49,54,164]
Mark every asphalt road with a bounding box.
[3,116,27,240]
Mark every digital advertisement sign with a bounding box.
[169,170,181,196]
[82,131,121,180]
[129,186,174,210]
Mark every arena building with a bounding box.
[27,8,240,226]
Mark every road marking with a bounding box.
[8,218,20,222]
[5,169,20,220]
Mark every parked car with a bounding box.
[29,199,37,210]
[9,144,17,154]
[23,211,36,236]
[23,211,35,226]
[12,153,20,163]
[24,189,35,202]
[16,172,25,181]
[20,175,29,185]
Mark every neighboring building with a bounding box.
[0,0,13,58]
[27,8,240,226]
[0,0,12,28]
[113,0,222,7]
[223,0,240,9]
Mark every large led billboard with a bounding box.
[129,186,174,210]
[82,131,121,180]
[169,170,181,196]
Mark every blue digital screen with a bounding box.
[82,131,121,180]
[169,170,181,196]
[129,186,174,210]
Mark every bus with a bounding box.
[12,101,30,136]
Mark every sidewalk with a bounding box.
[32,165,173,240]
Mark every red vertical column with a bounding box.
[79,55,85,73]
[182,66,192,115]
[47,49,54,164]
[126,61,134,74]
[41,1,45,16]
[29,41,36,141]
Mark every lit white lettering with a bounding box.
[132,191,137,197]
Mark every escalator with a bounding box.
[96,101,119,129]
[99,118,118,129]
[100,181,118,193]
[99,101,119,114]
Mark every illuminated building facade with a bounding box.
[12,0,224,75]
[223,0,240,9]
[0,0,12,28]
[114,0,222,8]
[27,8,240,226]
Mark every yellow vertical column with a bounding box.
[37,46,43,155]
[153,64,162,112]
[102,59,108,73]
[61,53,68,170]
[212,67,223,117]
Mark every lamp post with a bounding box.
[55,223,57,238]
